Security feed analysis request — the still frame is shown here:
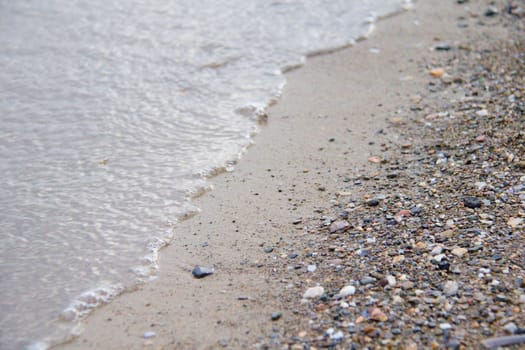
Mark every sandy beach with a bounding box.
[56,0,524,349]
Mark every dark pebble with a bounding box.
[486,5,499,16]
[271,312,282,321]
[410,206,422,215]
[263,247,274,253]
[438,260,451,271]
[435,42,452,51]
[463,196,482,208]
[192,266,215,278]
[288,252,298,259]
[367,198,380,207]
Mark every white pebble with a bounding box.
[143,331,156,339]
[439,323,453,331]
[386,275,397,287]
[338,285,356,297]
[307,264,317,273]
[476,109,488,117]
[303,286,324,299]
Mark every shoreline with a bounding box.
[56,1,524,349]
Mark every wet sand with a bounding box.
[56,0,524,349]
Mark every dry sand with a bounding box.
[56,1,522,349]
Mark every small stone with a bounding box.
[263,247,274,253]
[431,245,444,255]
[329,330,344,341]
[338,285,356,297]
[366,198,380,207]
[410,206,422,215]
[360,276,377,285]
[485,5,499,16]
[370,307,388,322]
[415,241,427,250]
[329,220,350,233]
[463,196,482,209]
[508,217,523,228]
[476,135,487,142]
[288,252,298,259]
[452,247,468,258]
[303,286,324,299]
[292,218,302,225]
[393,295,404,304]
[192,266,215,278]
[430,68,445,78]
[438,260,451,271]
[143,331,156,339]
[271,312,282,321]
[393,255,405,264]
[368,156,381,163]
[386,275,397,287]
[439,230,456,238]
[440,323,453,331]
[434,42,452,51]
[503,322,518,334]
[307,264,317,272]
[476,109,489,117]
[443,281,459,296]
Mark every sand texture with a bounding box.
[56,0,524,349]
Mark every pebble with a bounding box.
[271,312,282,321]
[307,264,317,272]
[431,245,444,255]
[435,42,452,51]
[503,322,518,334]
[263,247,274,253]
[366,198,380,207]
[451,247,468,258]
[329,220,350,233]
[476,109,489,117]
[338,285,356,297]
[329,330,344,341]
[303,286,324,299]
[430,68,445,78]
[370,307,388,322]
[360,276,377,285]
[386,275,397,287]
[192,266,215,279]
[485,5,499,16]
[143,331,156,339]
[443,280,459,296]
[508,217,523,228]
[463,196,482,208]
[440,323,453,331]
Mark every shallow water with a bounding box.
[0,0,406,348]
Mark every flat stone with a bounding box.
[508,217,523,228]
[386,275,397,287]
[143,331,156,339]
[452,247,468,258]
[463,196,482,209]
[329,220,350,233]
[360,276,377,285]
[303,286,324,299]
[370,307,388,322]
[443,280,459,296]
[440,323,453,331]
[307,264,317,272]
[503,322,518,334]
[338,285,356,297]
